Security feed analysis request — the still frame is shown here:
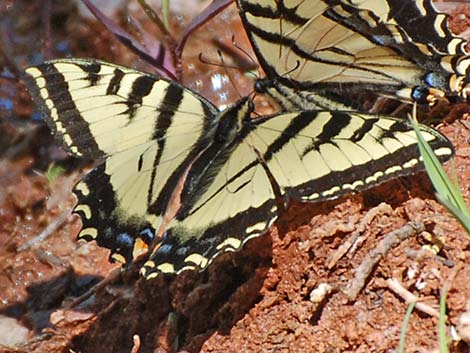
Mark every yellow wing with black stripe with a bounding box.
[237,0,470,111]
[24,59,219,264]
[141,99,453,278]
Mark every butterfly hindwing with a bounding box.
[25,59,218,263]
[141,99,278,276]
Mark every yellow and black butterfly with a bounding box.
[24,59,453,278]
[237,0,470,111]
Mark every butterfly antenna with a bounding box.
[198,52,249,71]
[227,36,263,103]
[230,35,260,80]
[198,52,225,68]
[216,49,244,101]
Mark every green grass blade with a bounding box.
[138,0,171,35]
[409,114,470,235]
[45,163,65,184]
[436,193,470,233]
[398,301,416,353]
[162,0,170,30]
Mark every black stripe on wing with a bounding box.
[147,84,184,211]
[24,63,104,158]
[125,75,156,119]
[148,86,218,217]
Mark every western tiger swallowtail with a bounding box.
[236,0,470,111]
[24,59,453,278]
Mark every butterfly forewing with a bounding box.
[25,59,218,264]
[251,111,454,200]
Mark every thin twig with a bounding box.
[81,0,176,80]
[17,208,72,251]
[65,267,122,309]
[344,221,424,300]
[327,203,393,269]
[386,277,440,318]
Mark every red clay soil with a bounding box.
[1,1,470,353]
